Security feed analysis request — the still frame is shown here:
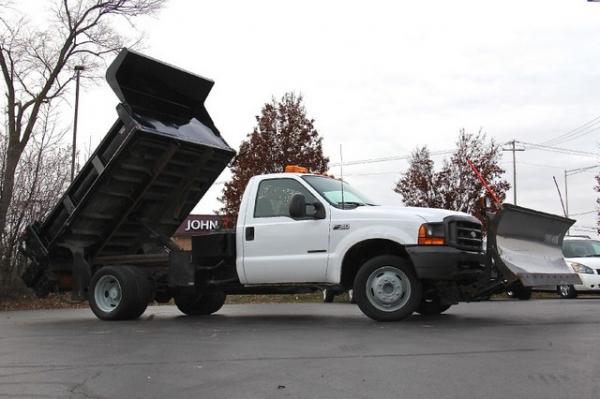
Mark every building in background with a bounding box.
[172,214,226,250]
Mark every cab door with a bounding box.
[242,177,330,284]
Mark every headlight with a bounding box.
[418,223,445,245]
[568,261,594,274]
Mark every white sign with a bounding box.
[185,219,220,231]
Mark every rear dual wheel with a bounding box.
[89,266,151,321]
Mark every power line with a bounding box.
[329,149,452,167]
[570,226,599,233]
[563,165,600,219]
[499,160,564,170]
[540,114,600,146]
[553,125,600,146]
[517,141,598,158]
[570,210,596,216]
[345,171,400,177]
[565,164,600,176]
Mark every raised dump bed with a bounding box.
[20,49,236,298]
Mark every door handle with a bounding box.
[245,226,255,241]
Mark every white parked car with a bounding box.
[557,236,600,298]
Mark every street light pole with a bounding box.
[71,65,85,182]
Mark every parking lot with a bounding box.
[1,299,599,399]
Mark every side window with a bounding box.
[254,178,319,218]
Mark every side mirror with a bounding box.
[289,194,306,218]
[313,202,326,219]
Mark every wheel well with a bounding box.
[340,239,412,288]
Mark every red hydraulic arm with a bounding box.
[466,159,501,207]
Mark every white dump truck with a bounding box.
[19,49,580,321]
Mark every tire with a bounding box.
[322,289,335,303]
[416,297,452,316]
[89,266,150,321]
[175,291,226,316]
[353,255,422,322]
[507,281,532,300]
[558,284,577,299]
[154,290,172,304]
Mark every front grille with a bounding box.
[447,219,483,252]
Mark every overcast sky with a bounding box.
[30,0,600,236]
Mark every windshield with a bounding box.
[563,240,600,258]
[302,175,376,208]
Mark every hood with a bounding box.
[345,205,474,223]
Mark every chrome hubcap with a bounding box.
[560,285,570,296]
[366,266,411,312]
[94,275,122,313]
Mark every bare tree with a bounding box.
[0,0,166,287]
[0,103,71,290]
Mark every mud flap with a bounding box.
[488,204,581,287]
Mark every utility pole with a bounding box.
[71,65,85,182]
[502,140,525,205]
[564,169,568,218]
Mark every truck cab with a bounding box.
[233,170,486,320]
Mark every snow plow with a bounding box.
[486,203,581,288]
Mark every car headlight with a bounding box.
[568,261,594,274]
[418,223,445,245]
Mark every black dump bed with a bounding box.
[21,49,235,294]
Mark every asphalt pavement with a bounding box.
[1,299,599,399]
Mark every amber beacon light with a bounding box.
[284,165,309,173]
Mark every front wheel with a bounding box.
[175,291,226,316]
[353,255,422,322]
[558,284,577,299]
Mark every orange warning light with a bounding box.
[284,165,309,173]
